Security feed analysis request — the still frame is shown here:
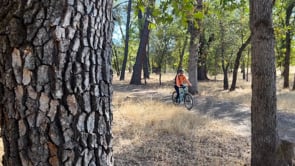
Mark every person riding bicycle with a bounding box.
[174,69,192,102]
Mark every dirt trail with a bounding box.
[193,95,295,143]
[120,85,295,144]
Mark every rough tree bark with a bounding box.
[250,0,279,165]
[230,35,251,91]
[0,1,114,165]
[222,55,230,90]
[188,0,203,95]
[188,21,199,94]
[130,0,153,85]
[283,2,295,89]
[129,17,149,85]
[197,31,207,81]
[143,44,150,81]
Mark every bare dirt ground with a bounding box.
[194,95,295,143]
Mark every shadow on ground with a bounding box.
[193,95,295,143]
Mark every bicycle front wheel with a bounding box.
[184,93,193,110]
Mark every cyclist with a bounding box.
[174,69,192,102]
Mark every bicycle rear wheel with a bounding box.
[172,91,179,104]
[184,93,193,110]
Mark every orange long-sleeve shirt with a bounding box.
[175,74,191,87]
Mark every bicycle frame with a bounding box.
[172,86,194,110]
[178,86,187,102]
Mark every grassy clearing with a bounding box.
[112,71,295,165]
[112,92,250,165]
[0,70,293,165]
[115,71,295,113]
[202,73,295,113]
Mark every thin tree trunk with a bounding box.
[159,67,162,85]
[283,2,295,88]
[143,40,150,80]
[113,45,121,76]
[242,60,246,80]
[230,35,251,91]
[250,0,279,165]
[246,47,250,81]
[214,48,219,81]
[223,67,229,90]
[120,0,132,80]
[0,1,114,165]
[222,59,230,90]
[178,35,188,70]
[220,20,228,90]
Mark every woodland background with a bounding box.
[0,0,294,165]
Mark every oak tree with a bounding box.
[250,0,279,165]
[0,1,114,165]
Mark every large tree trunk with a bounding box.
[0,1,114,165]
[129,19,149,85]
[250,0,279,165]
[188,21,199,94]
[230,35,251,91]
[197,30,209,81]
[120,0,132,81]
[283,2,295,88]
[188,0,202,95]
[130,1,153,85]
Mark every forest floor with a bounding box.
[0,72,294,165]
[112,72,295,166]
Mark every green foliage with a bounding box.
[201,0,250,76]
[149,18,188,72]
[220,0,247,10]
[112,0,295,79]
[273,0,295,68]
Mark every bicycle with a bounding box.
[172,86,194,110]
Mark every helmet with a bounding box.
[177,69,184,74]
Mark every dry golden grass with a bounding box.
[112,70,295,165]
[0,69,294,165]
[112,73,252,165]
[112,98,250,165]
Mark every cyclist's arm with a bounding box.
[184,76,192,86]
